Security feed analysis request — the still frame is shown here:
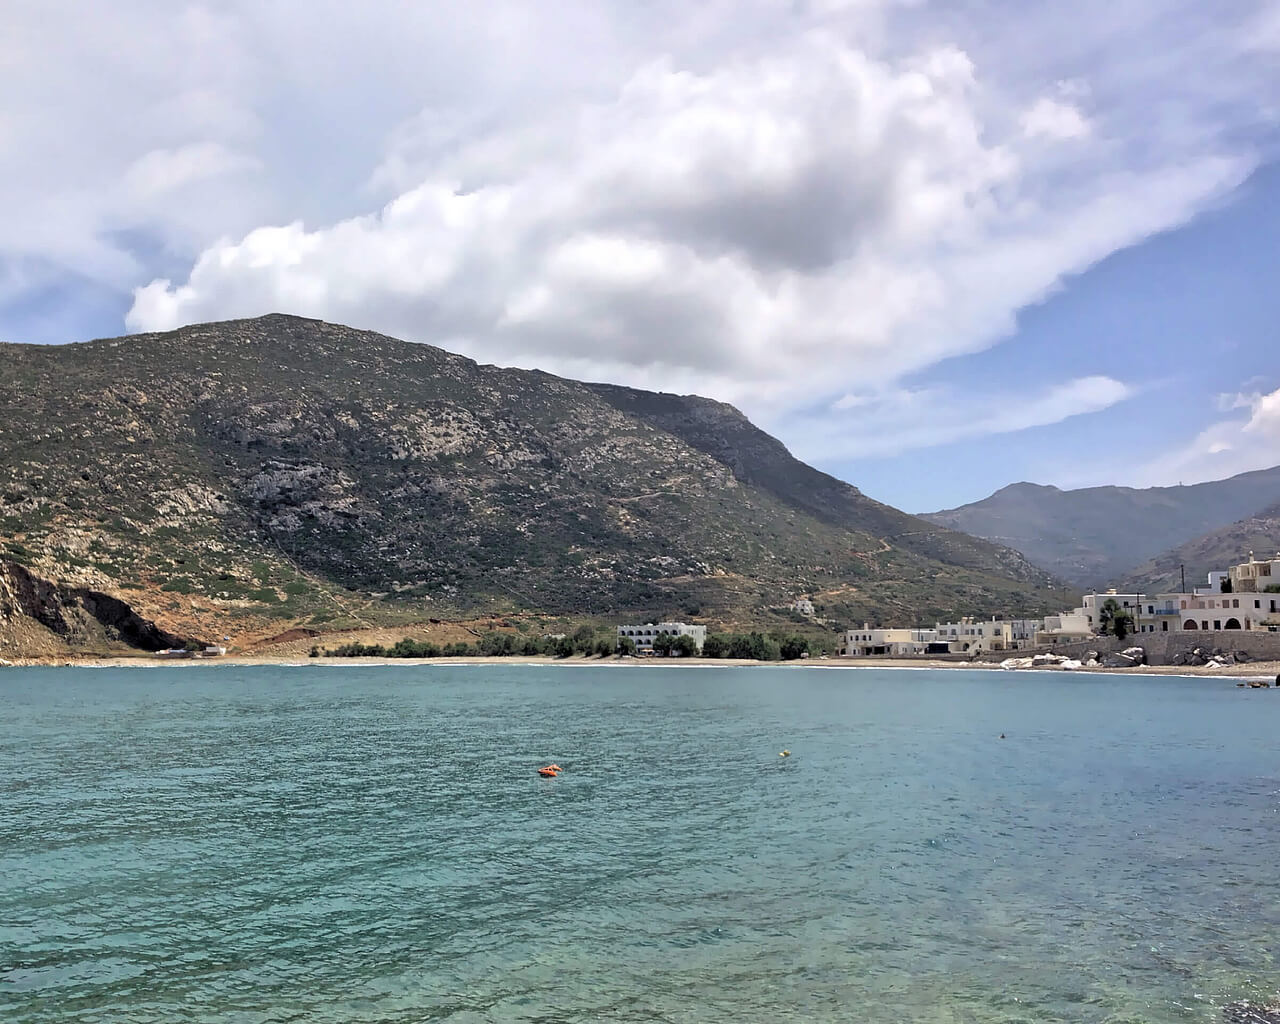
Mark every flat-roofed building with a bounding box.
[935,618,1013,653]
[616,621,707,652]
[840,625,941,657]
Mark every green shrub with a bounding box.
[672,634,699,657]
[779,636,809,660]
[390,638,441,658]
[325,642,386,657]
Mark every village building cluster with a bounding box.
[617,554,1280,658]
[837,552,1280,657]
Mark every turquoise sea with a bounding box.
[1,665,1277,1023]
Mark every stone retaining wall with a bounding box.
[1011,631,1280,666]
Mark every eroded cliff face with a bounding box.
[0,560,188,656]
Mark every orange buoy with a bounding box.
[537,766,559,777]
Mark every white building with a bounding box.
[1175,590,1277,631]
[1036,610,1093,645]
[840,625,941,657]
[617,621,707,652]
[1004,619,1043,648]
[1037,573,1279,639]
[1077,592,1145,631]
[934,618,1013,653]
[1133,595,1183,634]
[1199,571,1231,595]
[789,597,816,616]
[1229,552,1280,593]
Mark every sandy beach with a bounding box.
[4,651,1279,681]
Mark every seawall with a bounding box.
[1018,631,1280,666]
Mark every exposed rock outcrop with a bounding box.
[0,559,188,653]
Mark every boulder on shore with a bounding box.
[1100,646,1146,668]
[1172,645,1254,668]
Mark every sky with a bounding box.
[2,0,1278,513]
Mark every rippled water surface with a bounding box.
[1,665,1278,1022]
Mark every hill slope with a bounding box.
[0,315,1068,655]
[922,469,1280,587]
[1123,502,1280,593]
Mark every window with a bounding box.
[1233,599,1239,608]
[1256,600,1261,609]
[1203,621,1209,630]
[1214,620,1221,630]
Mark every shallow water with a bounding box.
[1,664,1277,1022]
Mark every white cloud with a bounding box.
[1021,97,1091,140]
[123,143,260,198]
[1136,386,1280,484]
[781,375,1133,460]
[3,0,1278,458]
[123,26,1256,411]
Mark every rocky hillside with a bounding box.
[1122,502,1280,593]
[0,315,1068,655]
[923,470,1280,587]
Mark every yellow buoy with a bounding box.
[779,750,791,757]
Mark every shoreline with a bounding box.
[2,653,1277,681]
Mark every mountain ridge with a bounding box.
[0,314,1069,656]
[922,467,1280,587]
[1122,501,1280,593]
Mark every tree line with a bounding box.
[318,627,816,660]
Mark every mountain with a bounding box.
[1123,502,1280,593]
[0,314,1068,655]
[922,469,1280,587]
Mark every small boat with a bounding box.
[537,766,559,777]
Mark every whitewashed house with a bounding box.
[617,621,707,652]
[840,625,941,657]
[934,618,1013,653]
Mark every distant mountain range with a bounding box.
[1120,501,1280,593]
[922,468,1280,589]
[0,315,1067,656]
